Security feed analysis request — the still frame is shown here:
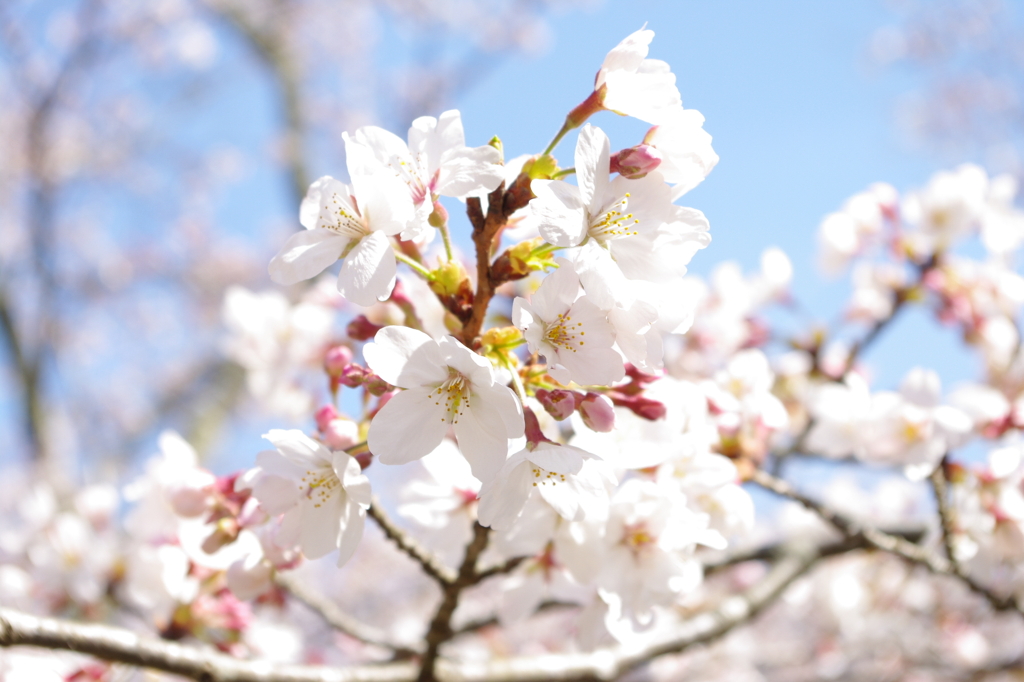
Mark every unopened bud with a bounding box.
[315,405,339,432]
[578,392,615,432]
[536,388,577,421]
[347,315,383,341]
[609,392,666,421]
[610,144,662,179]
[339,364,368,388]
[429,261,473,299]
[324,346,353,375]
[363,372,393,397]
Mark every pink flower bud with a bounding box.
[324,346,354,376]
[314,405,339,432]
[578,392,615,432]
[536,388,578,421]
[609,392,667,421]
[340,364,368,388]
[355,451,373,471]
[322,418,359,451]
[347,315,383,341]
[364,372,393,397]
[610,144,662,179]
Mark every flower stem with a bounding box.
[439,221,455,262]
[394,251,433,280]
[551,167,576,180]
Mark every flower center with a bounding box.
[434,367,470,424]
[299,467,340,508]
[589,192,640,242]
[323,194,369,240]
[544,312,585,353]
[530,465,568,487]
[622,521,656,555]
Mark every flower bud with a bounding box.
[536,388,577,421]
[314,404,339,432]
[324,346,354,376]
[347,315,383,341]
[610,144,662,179]
[363,372,394,397]
[578,392,615,432]
[339,364,368,388]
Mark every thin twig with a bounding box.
[930,455,965,577]
[473,555,528,582]
[750,468,1024,615]
[366,498,456,586]
[274,572,421,659]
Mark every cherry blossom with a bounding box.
[528,125,710,306]
[269,173,413,306]
[363,325,524,483]
[593,27,682,125]
[248,429,371,567]
[512,258,623,386]
[343,110,504,241]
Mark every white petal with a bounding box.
[299,491,346,559]
[364,326,447,388]
[368,389,450,465]
[336,502,365,567]
[269,228,346,285]
[337,231,397,306]
[575,125,610,210]
[530,180,588,247]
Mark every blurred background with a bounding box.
[1,0,1021,479]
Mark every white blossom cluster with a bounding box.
[7,22,1024,682]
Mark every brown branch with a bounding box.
[274,572,421,659]
[0,607,417,682]
[418,522,490,682]
[930,455,965,578]
[472,555,527,583]
[366,498,456,586]
[750,468,1024,615]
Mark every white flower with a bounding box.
[477,441,615,531]
[529,126,709,309]
[642,108,719,200]
[364,326,525,483]
[269,173,412,306]
[250,429,371,567]
[344,110,504,241]
[805,373,873,459]
[597,479,723,625]
[512,259,623,386]
[222,286,335,419]
[595,28,681,125]
[861,368,973,480]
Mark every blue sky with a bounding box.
[450,1,974,389]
